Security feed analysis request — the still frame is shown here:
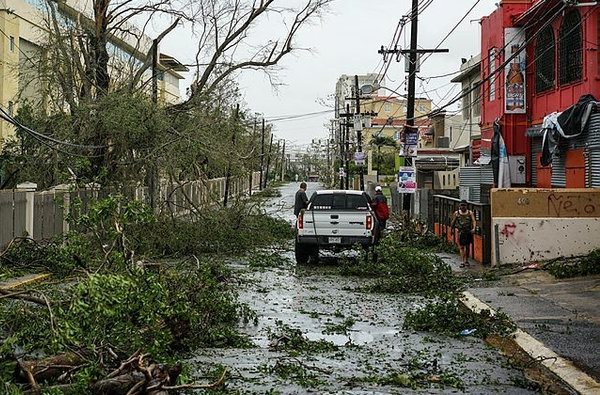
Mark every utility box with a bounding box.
[437,136,450,148]
[509,156,526,184]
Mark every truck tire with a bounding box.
[309,246,319,264]
[295,240,310,264]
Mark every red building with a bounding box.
[479,0,599,187]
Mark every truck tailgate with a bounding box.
[303,211,373,237]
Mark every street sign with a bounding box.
[354,151,365,165]
[398,166,417,194]
[353,115,363,131]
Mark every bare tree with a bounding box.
[187,0,333,98]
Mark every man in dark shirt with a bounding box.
[294,182,309,217]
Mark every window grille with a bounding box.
[535,26,555,93]
[559,10,583,85]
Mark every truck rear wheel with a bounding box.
[295,240,310,264]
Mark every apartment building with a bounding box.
[0,0,188,143]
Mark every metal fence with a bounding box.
[0,172,261,250]
[430,194,492,265]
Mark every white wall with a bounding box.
[493,217,600,264]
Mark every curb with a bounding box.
[461,291,600,395]
[0,273,51,290]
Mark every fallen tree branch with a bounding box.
[161,367,227,391]
[0,288,47,305]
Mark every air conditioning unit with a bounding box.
[509,156,526,184]
[437,136,450,148]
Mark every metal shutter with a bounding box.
[588,113,600,188]
[531,137,542,186]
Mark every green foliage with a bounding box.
[322,317,355,335]
[403,296,516,338]
[56,266,251,356]
[389,217,458,253]
[0,263,253,379]
[252,186,282,198]
[0,236,91,277]
[339,237,462,295]
[359,350,465,391]
[548,249,600,278]
[268,321,338,355]
[247,251,290,268]
[264,360,325,388]
[134,204,293,257]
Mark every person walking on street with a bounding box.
[450,200,477,267]
[294,182,309,217]
[371,186,390,233]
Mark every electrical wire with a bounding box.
[0,106,107,151]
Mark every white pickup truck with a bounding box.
[294,190,380,263]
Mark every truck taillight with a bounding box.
[298,213,304,229]
[366,214,372,230]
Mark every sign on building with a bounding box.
[504,28,526,114]
[400,132,418,157]
[397,166,417,194]
[354,151,365,165]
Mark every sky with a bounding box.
[161,0,499,151]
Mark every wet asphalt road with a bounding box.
[190,182,539,394]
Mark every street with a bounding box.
[189,183,538,393]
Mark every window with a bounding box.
[9,36,14,52]
[309,193,369,210]
[472,82,481,117]
[8,101,14,116]
[384,103,391,113]
[462,87,471,118]
[559,10,583,85]
[535,26,555,93]
[488,48,496,101]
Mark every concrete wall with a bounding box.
[491,189,600,265]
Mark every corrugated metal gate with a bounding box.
[587,112,600,188]
[459,166,494,203]
[531,137,542,186]
[551,141,567,187]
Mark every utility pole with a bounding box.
[249,118,257,195]
[273,140,281,181]
[223,104,239,207]
[148,38,159,210]
[378,0,448,212]
[338,106,354,190]
[338,121,344,189]
[259,119,265,190]
[345,104,350,190]
[281,140,286,181]
[354,75,365,191]
[264,134,274,189]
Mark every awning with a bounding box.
[452,144,470,152]
[414,157,460,170]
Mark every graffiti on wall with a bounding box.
[547,194,598,217]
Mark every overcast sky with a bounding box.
[161,0,499,150]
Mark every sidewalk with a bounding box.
[437,252,600,395]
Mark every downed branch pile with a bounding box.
[545,249,600,278]
[0,194,293,393]
[339,236,463,295]
[338,224,516,340]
